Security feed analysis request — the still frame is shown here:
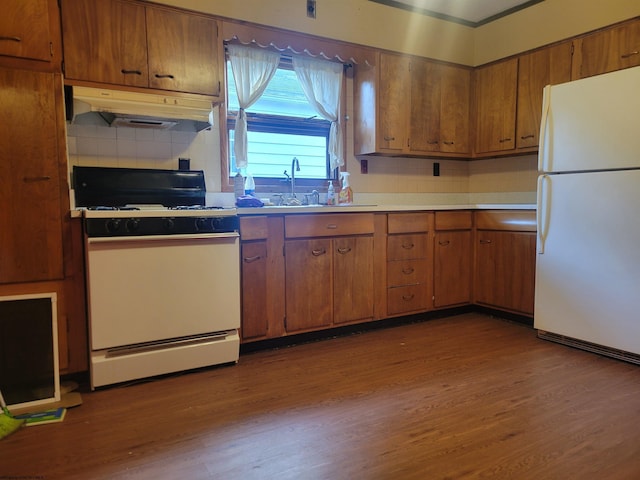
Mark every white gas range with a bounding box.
[75,167,241,389]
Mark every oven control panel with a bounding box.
[85,215,239,237]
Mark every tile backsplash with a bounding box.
[66,121,222,192]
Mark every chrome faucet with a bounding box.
[291,157,300,198]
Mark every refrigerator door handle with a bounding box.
[537,174,551,254]
[538,85,552,172]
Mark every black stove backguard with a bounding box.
[73,166,206,208]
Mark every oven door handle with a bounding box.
[87,232,239,244]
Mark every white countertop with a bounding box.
[236,203,536,214]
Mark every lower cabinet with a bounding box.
[239,209,537,343]
[474,210,537,315]
[239,216,285,341]
[386,212,433,316]
[434,211,472,308]
[284,213,375,333]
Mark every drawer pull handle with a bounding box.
[121,69,143,75]
[326,224,338,229]
[311,248,327,256]
[401,243,415,250]
[499,137,512,143]
[427,140,439,145]
[23,176,51,182]
[337,247,352,255]
[402,294,415,301]
[0,36,21,43]
[383,136,396,141]
[243,255,262,263]
[621,51,639,59]
[438,240,450,247]
[155,73,175,79]
[520,134,535,140]
[402,267,414,275]
[480,239,492,244]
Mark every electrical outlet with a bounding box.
[307,0,316,18]
[361,159,368,174]
[433,162,440,177]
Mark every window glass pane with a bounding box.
[226,57,332,180]
[229,129,327,179]
[227,63,318,118]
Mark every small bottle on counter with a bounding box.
[233,172,245,198]
[326,181,336,205]
[245,173,255,196]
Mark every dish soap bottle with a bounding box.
[245,173,255,196]
[326,181,336,205]
[338,171,353,204]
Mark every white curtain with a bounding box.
[227,44,280,170]
[292,56,344,171]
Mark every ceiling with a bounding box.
[369,0,544,27]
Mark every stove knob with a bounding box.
[163,218,175,232]
[125,218,140,233]
[212,217,225,231]
[195,217,211,231]
[105,218,121,234]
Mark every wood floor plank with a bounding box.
[2,313,640,479]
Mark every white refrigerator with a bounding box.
[535,65,640,362]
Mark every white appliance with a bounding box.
[535,66,640,363]
[75,166,241,389]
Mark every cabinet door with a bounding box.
[409,58,440,153]
[409,61,470,155]
[474,58,518,154]
[0,68,64,283]
[146,8,221,96]
[578,20,640,79]
[378,53,410,153]
[61,0,149,87]
[333,236,374,324]
[516,42,572,149]
[285,239,332,332]
[475,231,536,315]
[434,230,471,308]
[240,242,269,339]
[440,64,470,154]
[0,0,54,63]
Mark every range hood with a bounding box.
[69,86,214,132]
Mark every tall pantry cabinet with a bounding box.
[0,0,87,374]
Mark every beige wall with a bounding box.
[474,0,640,65]
[153,0,475,65]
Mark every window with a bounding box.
[225,56,341,188]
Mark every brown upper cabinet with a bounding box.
[516,41,573,150]
[0,0,62,71]
[473,58,518,155]
[573,18,640,79]
[354,52,471,158]
[60,0,222,97]
[410,60,471,155]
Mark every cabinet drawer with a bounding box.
[240,216,269,240]
[285,213,374,238]
[387,284,430,315]
[475,210,536,231]
[387,259,429,287]
[387,233,428,260]
[435,210,472,230]
[388,212,431,234]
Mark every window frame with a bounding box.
[219,51,347,194]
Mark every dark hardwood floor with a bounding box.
[2,312,640,479]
